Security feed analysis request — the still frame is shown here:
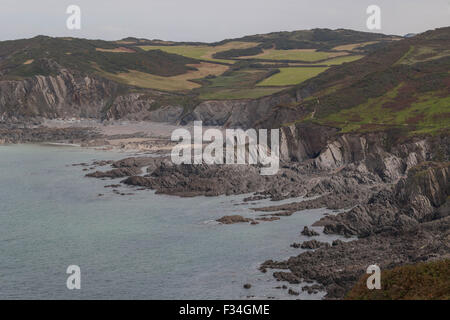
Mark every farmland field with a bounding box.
[239,49,345,62]
[332,41,379,51]
[202,69,270,88]
[316,55,364,65]
[95,47,136,53]
[139,41,259,64]
[257,67,329,86]
[128,39,374,95]
[98,62,228,91]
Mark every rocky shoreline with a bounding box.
[71,127,449,299]
[2,121,449,299]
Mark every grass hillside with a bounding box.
[289,27,450,136]
[0,29,398,98]
[258,67,329,86]
[217,28,399,51]
[0,36,197,80]
[345,259,450,300]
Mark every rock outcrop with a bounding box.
[263,215,450,299]
[86,167,142,178]
[217,215,254,224]
[0,60,119,120]
[317,162,449,237]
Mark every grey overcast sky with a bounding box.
[0,0,449,42]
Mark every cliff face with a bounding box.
[0,59,187,123]
[277,120,449,238]
[180,93,295,128]
[278,122,446,181]
[397,162,450,209]
[0,60,119,120]
[315,161,449,237]
[0,62,293,126]
[104,93,184,122]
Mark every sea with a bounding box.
[0,144,342,299]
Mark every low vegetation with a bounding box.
[345,259,450,300]
[239,49,336,62]
[290,27,450,136]
[198,87,286,100]
[0,29,407,100]
[138,41,259,64]
[0,36,198,79]
[258,67,329,86]
[315,55,364,65]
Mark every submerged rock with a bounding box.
[299,240,330,250]
[301,226,319,237]
[217,215,253,224]
[86,167,141,178]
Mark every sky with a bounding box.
[0,0,449,42]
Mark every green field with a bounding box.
[0,31,390,100]
[203,70,269,88]
[139,42,259,64]
[257,67,329,86]
[139,45,222,62]
[97,62,228,91]
[197,69,283,100]
[318,55,364,65]
[242,49,332,62]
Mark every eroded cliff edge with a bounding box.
[78,121,449,298]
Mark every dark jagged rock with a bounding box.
[263,216,450,299]
[0,123,101,144]
[256,216,280,222]
[288,288,300,296]
[301,226,319,237]
[86,167,141,178]
[299,240,330,250]
[316,162,450,237]
[112,157,165,169]
[217,215,253,225]
[302,284,324,294]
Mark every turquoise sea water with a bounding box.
[0,144,339,300]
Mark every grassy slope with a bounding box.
[132,29,396,97]
[138,41,259,64]
[319,84,450,135]
[345,259,450,300]
[98,62,228,91]
[258,67,329,86]
[221,28,398,50]
[0,29,400,100]
[316,55,364,65]
[240,49,332,62]
[0,36,198,79]
[291,27,450,136]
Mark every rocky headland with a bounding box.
[72,127,449,299]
